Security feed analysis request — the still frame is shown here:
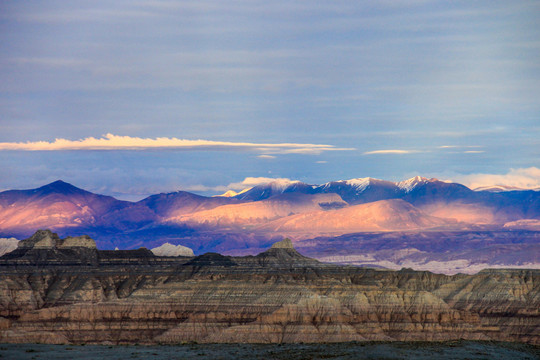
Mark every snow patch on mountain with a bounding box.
[319,177,376,192]
[344,178,372,192]
[151,242,194,257]
[265,179,302,192]
[237,187,252,195]
[215,190,238,197]
[397,176,434,192]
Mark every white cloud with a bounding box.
[0,133,353,155]
[178,177,297,195]
[181,176,298,195]
[363,146,485,155]
[363,149,418,155]
[451,167,540,190]
[225,177,294,191]
[257,155,276,159]
[440,145,484,149]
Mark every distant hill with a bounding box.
[1,178,539,274]
[0,180,135,233]
[256,199,452,233]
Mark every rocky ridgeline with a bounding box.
[17,229,97,249]
[0,238,18,257]
[271,238,294,249]
[0,230,172,266]
[0,231,538,345]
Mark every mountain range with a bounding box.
[0,177,539,273]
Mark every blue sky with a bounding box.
[1,1,539,199]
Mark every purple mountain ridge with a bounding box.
[1,178,539,274]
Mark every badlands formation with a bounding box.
[0,230,538,345]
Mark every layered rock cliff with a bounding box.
[0,232,538,345]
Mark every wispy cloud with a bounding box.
[257,155,276,159]
[181,177,296,194]
[10,57,91,68]
[0,134,354,155]
[15,8,158,24]
[440,145,483,149]
[450,167,540,190]
[363,149,418,155]
[224,177,296,191]
[438,145,486,154]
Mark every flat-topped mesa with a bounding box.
[2,230,100,266]
[59,235,96,249]
[2,230,171,266]
[255,238,321,267]
[17,229,60,249]
[17,229,96,249]
[270,237,294,249]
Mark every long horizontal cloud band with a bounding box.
[0,134,355,155]
[363,149,419,155]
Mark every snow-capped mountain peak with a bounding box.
[232,179,306,201]
[320,177,375,189]
[265,179,302,192]
[344,177,372,192]
[397,176,435,193]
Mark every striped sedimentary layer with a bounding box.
[0,239,538,344]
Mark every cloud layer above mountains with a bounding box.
[1,1,538,197]
[0,134,352,155]
[451,167,540,190]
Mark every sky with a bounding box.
[1,0,539,200]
